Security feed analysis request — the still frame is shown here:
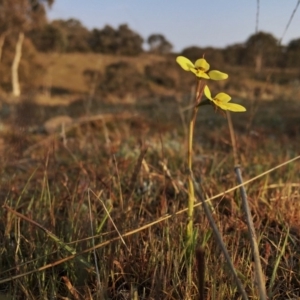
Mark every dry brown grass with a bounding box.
[35,52,167,95]
[0,90,299,298]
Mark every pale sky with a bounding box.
[47,1,300,52]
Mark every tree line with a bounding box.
[28,19,173,55]
[27,18,300,70]
[1,1,300,97]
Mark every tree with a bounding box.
[50,19,90,52]
[28,23,66,52]
[223,43,245,66]
[244,31,279,72]
[117,24,143,55]
[285,38,300,68]
[12,31,24,96]
[89,25,116,53]
[89,24,143,56]
[0,35,45,93]
[180,46,203,61]
[0,0,53,96]
[147,34,173,54]
[0,0,11,62]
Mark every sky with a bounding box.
[47,1,300,52]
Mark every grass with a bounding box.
[0,88,299,299]
[34,52,167,96]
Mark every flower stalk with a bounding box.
[176,55,246,291]
[186,80,203,248]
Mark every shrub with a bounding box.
[99,62,149,98]
[144,60,176,88]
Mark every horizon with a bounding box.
[47,1,300,52]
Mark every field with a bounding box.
[0,52,300,299]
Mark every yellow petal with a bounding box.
[200,73,210,79]
[176,56,194,71]
[191,69,210,79]
[208,70,228,80]
[215,93,231,103]
[204,85,213,100]
[195,58,210,71]
[217,102,246,112]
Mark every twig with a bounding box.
[191,175,249,300]
[196,248,205,300]
[227,111,267,300]
[235,167,267,300]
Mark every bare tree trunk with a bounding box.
[0,32,7,62]
[12,31,24,97]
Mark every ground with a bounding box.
[0,52,299,299]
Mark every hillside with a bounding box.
[31,52,300,105]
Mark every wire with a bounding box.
[279,0,300,45]
[255,0,260,33]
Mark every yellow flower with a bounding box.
[204,85,246,112]
[176,56,228,80]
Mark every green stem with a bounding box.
[187,80,204,239]
[186,80,204,287]
[187,105,198,242]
